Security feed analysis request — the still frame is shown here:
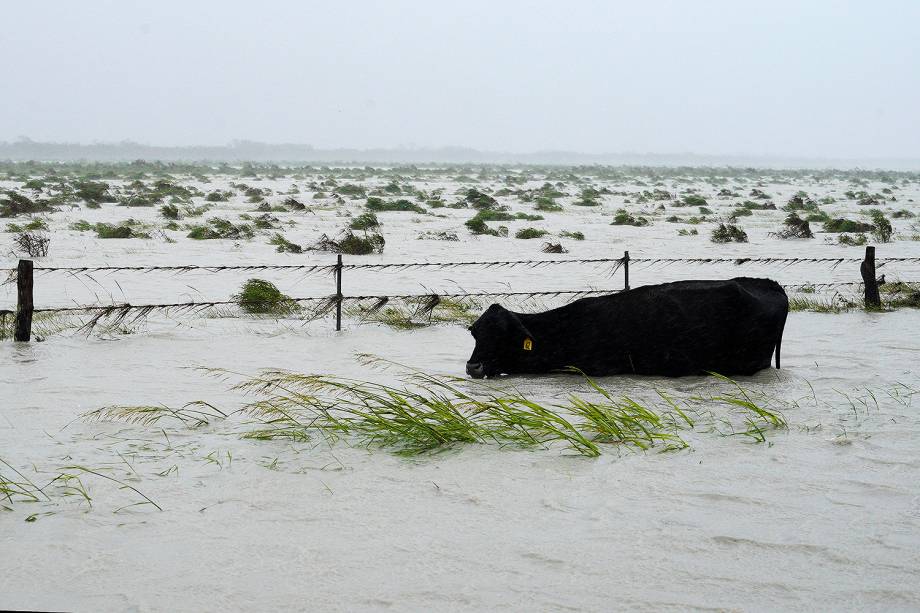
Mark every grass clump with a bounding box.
[573,188,602,207]
[75,181,115,205]
[541,241,568,253]
[6,218,49,232]
[468,209,514,222]
[465,215,508,237]
[337,231,385,255]
[729,207,753,219]
[805,210,830,223]
[233,279,301,315]
[611,209,650,226]
[1,191,51,217]
[464,188,499,209]
[783,192,819,213]
[366,197,425,213]
[186,218,254,240]
[823,218,873,233]
[514,227,548,239]
[205,190,231,202]
[837,233,868,246]
[311,230,385,255]
[349,212,381,231]
[268,233,302,253]
[70,219,93,232]
[95,223,147,239]
[283,197,306,211]
[679,194,708,207]
[534,196,563,211]
[335,183,367,198]
[160,204,180,220]
[868,209,893,242]
[772,213,814,239]
[711,223,747,243]
[560,230,584,240]
[183,204,210,217]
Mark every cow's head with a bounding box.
[466,304,536,378]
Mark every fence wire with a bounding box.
[26,281,885,319]
[5,250,919,334]
[4,255,919,276]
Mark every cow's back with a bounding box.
[515,277,787,376]
[599,278,786,375]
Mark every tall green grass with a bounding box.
[86,366,789,457]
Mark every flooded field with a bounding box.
[2,163,920,611]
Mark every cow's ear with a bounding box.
[507,311,536,349]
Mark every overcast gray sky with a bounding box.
[2,0,918,158]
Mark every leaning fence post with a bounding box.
[860,245,880,309]
[335,254,343,331]
[623,251,630,291]
[14,259,34,342]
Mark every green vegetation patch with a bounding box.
[187,218,255,240]
[233,279,301,315]
[1,192,51,217]
[772,213,814,239]
[514,227,548,239]
[95,223,148,239]
[268,233,302,253]
[5,218,49,233]
[366,197,426,213]
[611,209,650,226]
[88,367,791,457]
[711,223,748,243]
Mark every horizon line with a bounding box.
[2,138,919,170]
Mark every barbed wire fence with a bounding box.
[4,248,919,341]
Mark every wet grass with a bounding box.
[0,311,79,340]
[233,279,301,315]
[345,297,480,328]
[711,222,748,243]
[85,401,227,427]
[86,366,789,458]
[1,457,161,513]
[788,283,920,312]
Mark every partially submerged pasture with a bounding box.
[2,161,920,338]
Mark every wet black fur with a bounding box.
[466,277,788,378]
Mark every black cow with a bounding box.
[466,277,788,378]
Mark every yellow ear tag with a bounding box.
[523,338,533,351]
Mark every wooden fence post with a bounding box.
[860,246,880,309]
[335,254,343,331]
[623,250,630,291]
[14,259,34,342]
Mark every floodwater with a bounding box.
[2,171,920,611]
